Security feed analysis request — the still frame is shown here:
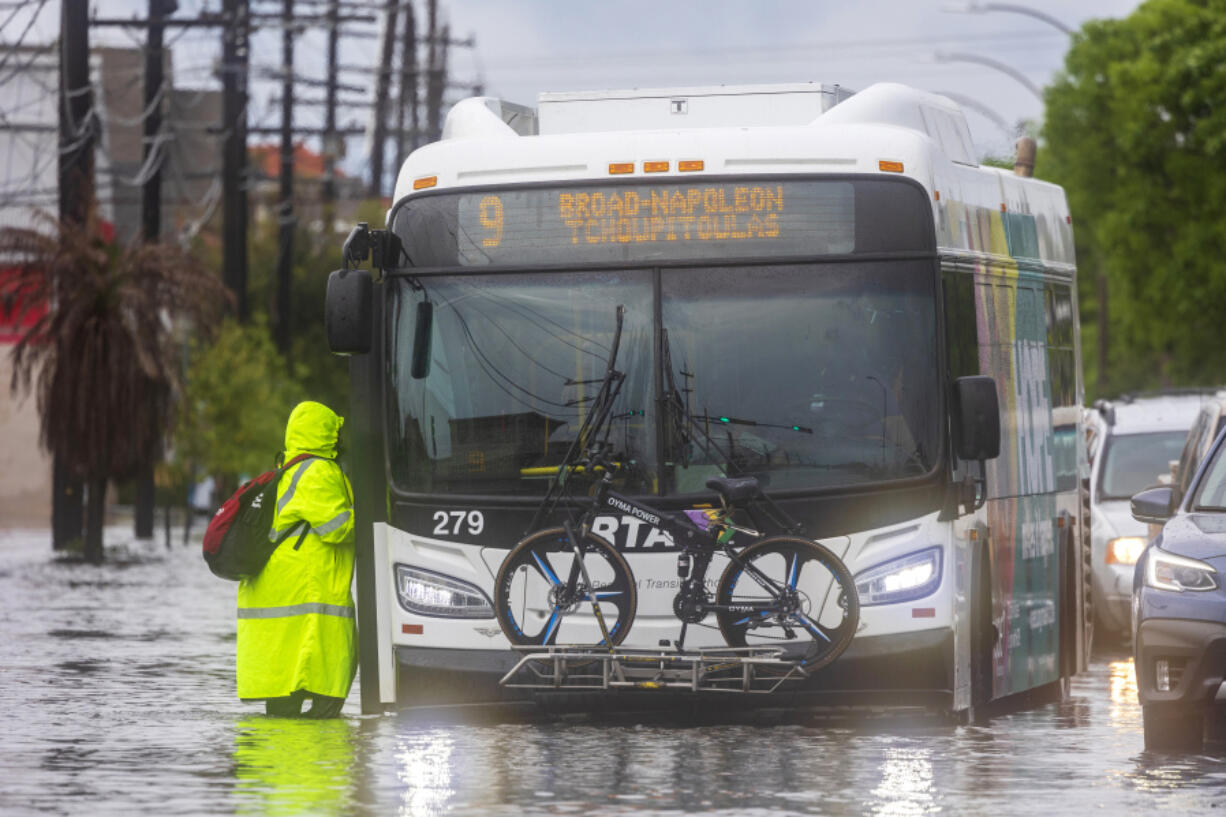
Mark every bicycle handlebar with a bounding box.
[526,306,626,534]
[606,305,625,379]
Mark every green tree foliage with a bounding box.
[1042,0,1226,394]
[170,201,386,492]
[173,319,304,489]
[247,217,352,411]
[0,209,229,560]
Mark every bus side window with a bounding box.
[941,266,977,379]
[1047,284,1078,492]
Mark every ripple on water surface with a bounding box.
[2,527,1226,815]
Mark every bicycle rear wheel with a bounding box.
[494,527,637,648]
[715,536,859,670]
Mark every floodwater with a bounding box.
[3,527,1226,817]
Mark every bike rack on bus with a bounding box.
[499,644,811,694]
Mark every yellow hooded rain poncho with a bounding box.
[236,401,357,701]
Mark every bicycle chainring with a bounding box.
[673,584,710,624]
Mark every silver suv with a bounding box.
[1088,391,1212,639]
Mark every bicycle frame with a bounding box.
[518,303,825,650]
[578,474,800,629]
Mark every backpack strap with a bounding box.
[290,520,311,551]
[274,453,343,551]
[275,455,321,514]
[280,452,316,472]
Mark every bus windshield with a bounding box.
[387,260,940,498]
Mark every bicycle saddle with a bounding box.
[706,476,760,504]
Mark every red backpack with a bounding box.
[202,453,316,581]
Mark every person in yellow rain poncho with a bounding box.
[238,401,357,718]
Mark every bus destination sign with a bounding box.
[555,185,787,245]
[450,180,855,265]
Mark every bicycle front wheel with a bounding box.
[494,527,637,648]
[715,536,859,670]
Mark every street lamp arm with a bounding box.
[934,50,1044,101]
[977,2,1073,34]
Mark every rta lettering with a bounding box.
[590,514,676,550]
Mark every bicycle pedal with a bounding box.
[658,639,671,647]
[782,627,796,639]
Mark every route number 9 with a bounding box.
[433,510,485,537]
[479,196,503,247]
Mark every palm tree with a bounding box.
[0,209,230,562]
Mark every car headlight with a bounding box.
[1144,547,1218,593]
[1105,537,1146,566]
[394,565,495,618]
[854,546,942,606]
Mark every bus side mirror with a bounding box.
[325,268,372,355]
[952,375,1001,462]
[410,300,433,379]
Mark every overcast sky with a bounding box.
[10,0,1146,167]
[437,0,1144,158]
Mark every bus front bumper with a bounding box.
[393,627,954,709]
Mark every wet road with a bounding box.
[3,527,1226,816]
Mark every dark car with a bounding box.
[1131,426,1226,750]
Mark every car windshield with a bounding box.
[1192,435,1226,510]
[387,261,940,497]
[1097,431,1188,501]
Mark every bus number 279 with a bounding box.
[432,510,485,537]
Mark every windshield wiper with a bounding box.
[660,328,693,467]
[691,413,813,435]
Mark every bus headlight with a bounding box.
[854,546,943,606]
[1145,547,1218,593]
[395,565,495,618]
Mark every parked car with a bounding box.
[1131,425,1226,750]
[1088,392,1207,639]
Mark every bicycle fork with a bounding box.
[564,521,615,651]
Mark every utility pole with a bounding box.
[1097,258,1108,392]
[141,0,174,248]
[393,0,417,170]
[274,0,295,354]
[424,0,440,143]
[54,0,93,549]
[368,0,399,198]
[135,0,177,542]
[221,0,250,319]
[322,0,340,219]
[423,2,453,144]
[434,23,449,141]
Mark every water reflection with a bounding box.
[8,528,1226,816]
[396,729,456,817]
[1108,660,1138,707]
[869,744,936,817]
[233,717,357,816]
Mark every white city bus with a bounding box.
[327,82,1089,716]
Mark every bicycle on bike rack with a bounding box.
[492,306,860,678]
